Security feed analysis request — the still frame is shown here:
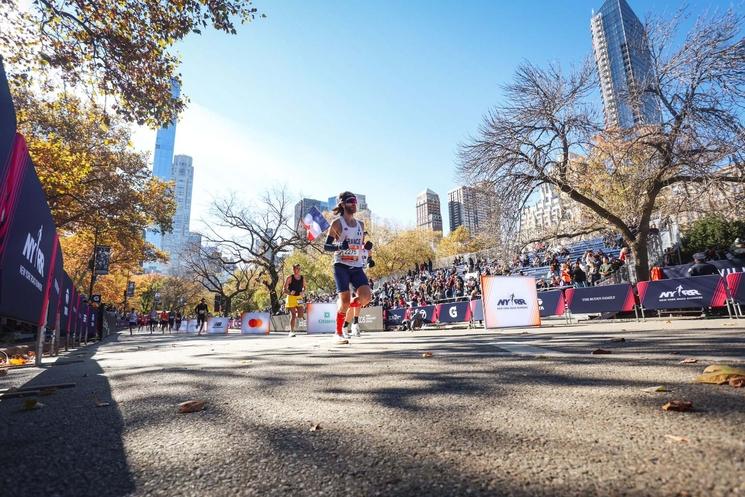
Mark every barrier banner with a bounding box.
[88,307,97,339]
[481,276,540,328]
[564,283,635,314]
[358,306,384,331]
[0,142,58,324]
[437,301,471,323]
[44,237,64,329]
[637,275,727,310]
[306,303,338,334]
[405,305,437,324]
[270,314,291,332]
[80,302,88,338]
[0,59,16,182]
[470,299,484,322]
[241,312,270,334]
[207,316,230,334]
[177,319,199,333]
[663,259,745,279]
[537,289,565,317]
[385,308,406,326]
[726,272,745,304]
[60,272,74,334]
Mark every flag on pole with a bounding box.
[303,206,330,241]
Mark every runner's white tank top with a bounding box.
[333,217,366,268]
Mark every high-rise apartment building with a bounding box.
[416,189,443,232]
[447,186,493,235]
[161,154,197,269]
[591,0,661,128]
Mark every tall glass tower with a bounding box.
[144,79,180,272]
[591,0,661,128]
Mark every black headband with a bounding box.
[340,192,356,202]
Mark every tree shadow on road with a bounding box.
[0,335,135,497]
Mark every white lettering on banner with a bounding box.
[659,285,702,300]
[19,265,43,291]
[449,306,458,318]
[581,296,616,302]
[22,226,45,277]
[537,298,544,311]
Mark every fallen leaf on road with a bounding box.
[592,349,612,355]
[679,358,698,364]
[310,423,321,432]
[22,399,43,410]
[729,376,745,388]
[178,400,206,413]
[695,365,745,385]
[94,395,110,407]
[665,320,672,324]
[0,369,7,377]
[642,386,669,393]
[662,400,693,412]
[421,352,433,358]
[610,338,626,343]
[664,435,689,443]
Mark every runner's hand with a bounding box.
[364,241,373,250]
[368,257,376,268]
[340,240,350,250]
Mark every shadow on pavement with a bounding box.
[0,334,135,497]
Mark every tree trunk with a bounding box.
[631,236,650,282]
[268,270,281,314]
[224,296,232,317]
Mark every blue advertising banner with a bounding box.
[385,308,406,326]
[564,284,636,314]
[0,148,58,324]
[407,305,437,324]
[637,275,727,310]
[436,301,471,323]
[45,239,64,329]
[60,272,74,334]
[537,289,565,317]
[0,59,16,182]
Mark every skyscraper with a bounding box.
[591,0,661,128]
[416,189,443,232]
[144,80,180,273]
[161,154,196,269]
[447,186,493,235]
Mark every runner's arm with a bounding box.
[323,219,348,252]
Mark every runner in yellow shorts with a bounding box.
[284,264,306,337]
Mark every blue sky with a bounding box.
[131,0,741,233]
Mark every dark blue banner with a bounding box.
[385,308,406,325]
[45,240,64,329]
[663,259,745,279]
[0,147,58,324]
[437,301,471,323]
[0,59,16,182]
[637,275,726,310]
[537,289,565,317]
[407,305,437,324]
[60,273,74,334]
[565,284,635,314]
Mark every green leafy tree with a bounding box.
[680,216,745,261]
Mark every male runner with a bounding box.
[323,191,375,344]
[284,263,306,337]
[195,298,209,335]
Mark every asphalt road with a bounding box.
[1,321,744,497]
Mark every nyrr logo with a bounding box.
[22,226,46,276]
[497,293,527,306]
[537,298,544,311]
[659,285,702,299]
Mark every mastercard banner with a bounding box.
[241,312,270,335]
[481,276,540,329]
